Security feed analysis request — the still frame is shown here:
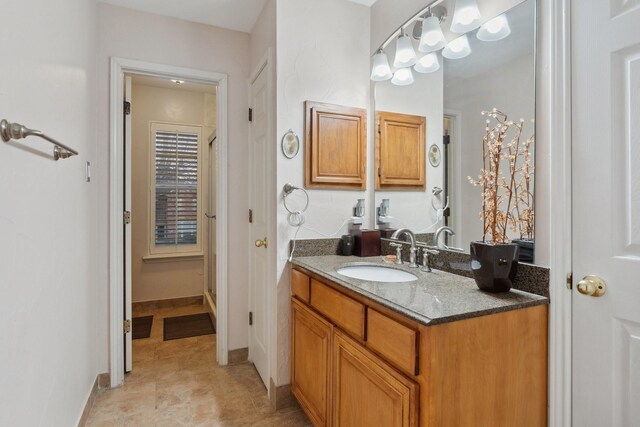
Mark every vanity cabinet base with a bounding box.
[290,267,548,427]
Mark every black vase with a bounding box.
[469,241,519,292]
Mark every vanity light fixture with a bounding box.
[391,67,415,86]
[414,52,441,73]
[450,0,482,34]
[171,79,185,84]
[370,49,393,81]
[442,34,472,59]
[419,15,446,53]
[476,14,511,41]
[393,29,418,68]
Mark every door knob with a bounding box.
[255,237,268,248]
[577,275,607,297]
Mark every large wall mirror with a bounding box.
[372,0,537,262]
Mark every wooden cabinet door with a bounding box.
[376,111,426,190]
[332,330,418,427]
[305,101,367,189]
[291,299,332,426]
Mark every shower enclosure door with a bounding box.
[207,133,217,299]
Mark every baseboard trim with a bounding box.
[78,372,109,426]
[132,295,204,312]
[227,347,248,365]
[269,378,299,410]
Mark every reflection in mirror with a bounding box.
[372,0,536,262]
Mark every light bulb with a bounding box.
[370,50,392,81]
[391,68,414,86]
[393,32,418,68]
[450,0,482,33]
[442,35,472,59]
[414,53,440,73]
[419,16,446,53]
[477,14,511,41]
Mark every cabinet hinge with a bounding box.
[249,108,253,122]
[123,210,131,225]
[124,319,131,334]
[566,272,573,290]
[377,167,382,177]
[249,209,253,223]
[249,312,253,326]
[124,101,131,116]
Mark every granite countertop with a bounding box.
[292,255,548,327]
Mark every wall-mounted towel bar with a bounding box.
[1,119,79,160]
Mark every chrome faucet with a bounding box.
[434,226,465,251]
[434,226,455,248]
[390,228,419,268]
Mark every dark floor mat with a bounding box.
[132,315,153,340]
[163,313,215,341]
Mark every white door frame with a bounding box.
[247,50,274,391]
[540,0,572,425]
[108,57,230,387]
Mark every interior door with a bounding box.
[572,2,640,425]
[248,65,269,387]
[124,75,133,373]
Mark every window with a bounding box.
[149,122,203,256]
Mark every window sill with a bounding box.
[143,252,204,263]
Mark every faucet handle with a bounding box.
[420,248,438,272]
[390,242,403,265]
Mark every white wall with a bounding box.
[97,3,252,366]
[130,83,216,302]
[273,0,371,386]
[0,0,99,425]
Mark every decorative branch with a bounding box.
[468,108,535,244]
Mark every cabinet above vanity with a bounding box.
[290,256,548,427]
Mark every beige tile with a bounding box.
[86,303,309,427]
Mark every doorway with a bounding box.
[109,58,230,387]
[125,73,218,374]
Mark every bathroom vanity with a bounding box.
[290,256,548,427]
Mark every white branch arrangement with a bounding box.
[468,108,535,245]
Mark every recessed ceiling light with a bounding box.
[171,79,185,85]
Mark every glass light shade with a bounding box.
[391,68,414,86]
[450,0,482,33]
[418,16,446,53]
[476,14,511,41]
[442,35,472,59]
[393,34,418,68]
[414,53,441,73]
[370,51,393,81]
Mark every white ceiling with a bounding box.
[99,0,377,33]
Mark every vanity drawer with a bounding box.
[291,269,311,303]
[366,308,418,376]
[310,279,365,340]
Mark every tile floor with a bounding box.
[86,303,310,426]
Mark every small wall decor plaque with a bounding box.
[281,129,300,159]
[428,144,441,167]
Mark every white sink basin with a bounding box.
[336,264,418,283]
